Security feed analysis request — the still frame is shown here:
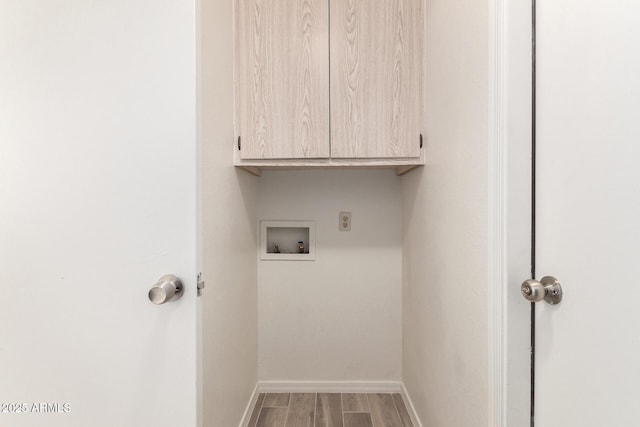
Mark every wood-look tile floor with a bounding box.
[248,393,413,427]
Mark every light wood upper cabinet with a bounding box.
[236,0,330,159]
[234,0,424,173]
[330,0,423,159]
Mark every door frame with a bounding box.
[488,0,533,425]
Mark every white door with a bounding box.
[535,0,640,425]
[0,2,198,427]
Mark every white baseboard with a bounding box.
[258,380,403,393]
[400,383,424,427]
[238,383,260,427]
[240,381,423,427]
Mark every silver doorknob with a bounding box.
[521,276,563,305]
[149,274,184,305]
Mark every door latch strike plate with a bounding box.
[197,273,205,297]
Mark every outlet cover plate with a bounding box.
[339,212,351,231]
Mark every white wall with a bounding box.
[401,0,489,424]
[199,0,259,425]
[257,170,403,382]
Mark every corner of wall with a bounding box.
[400,0,490,424]
[200,0,260,425]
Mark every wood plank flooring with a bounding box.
[249,393,413,427]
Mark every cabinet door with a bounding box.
[236,0,330,159]
[330,0,423,159]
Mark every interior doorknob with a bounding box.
[149,274,184,305]
[521,275,563,305]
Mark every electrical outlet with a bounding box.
[339,212,351,231]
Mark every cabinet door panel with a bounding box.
[330,0,423,158]
[236,0,330,159]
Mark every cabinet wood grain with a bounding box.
[330,0,423,158]
[236,0,330,159]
